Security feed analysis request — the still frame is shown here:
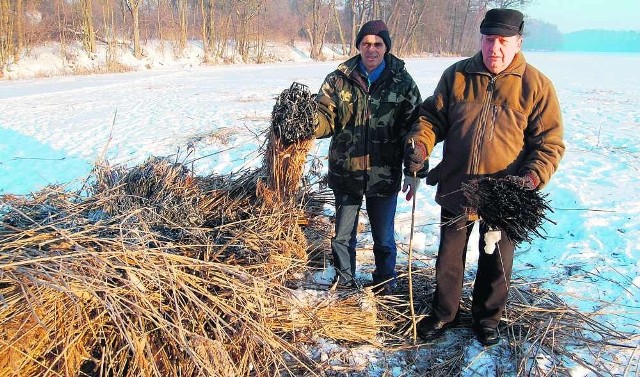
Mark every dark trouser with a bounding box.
[331,191,398,287]
[433,208,515,328]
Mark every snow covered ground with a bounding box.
[1,45,639,375]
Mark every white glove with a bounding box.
[402,175,421,201]
[483,228,502,255]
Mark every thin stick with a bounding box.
[408,139,417,344]
[97,109,117,164]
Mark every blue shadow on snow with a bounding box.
[0,128,92,195]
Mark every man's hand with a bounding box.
[403,141,427,174]
[506,172,540,190]
[402,175,421,201]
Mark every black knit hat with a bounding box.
[356,20,391,52]
[480,8,524,37]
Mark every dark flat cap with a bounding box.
[480,8,524,37]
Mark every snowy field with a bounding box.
[1,51,639,375]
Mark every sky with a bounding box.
[1,43,639,375]
[525,0,640,33]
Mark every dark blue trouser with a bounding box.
[331,191,398,287]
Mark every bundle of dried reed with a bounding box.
[267,289,392,346]
[461,177,555,245]
[263,82,317,199]
[0,234,314,376]
[0,148,386,376]
[270,82,317,147]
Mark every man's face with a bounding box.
[481,34,522,74]
[358,35,386,73]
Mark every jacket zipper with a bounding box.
[471,76,496,175]
[363,84,371,194]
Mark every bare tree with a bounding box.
[347,0,365,55]
[100,0,116,67]
[81,0,97,53]
[199,0,210,60]
[216,1,235,61]
[177,0,187,51]
[206,0,231,58]
[330,0,348,55]
[0,0,11,75]
[14,0,25,62]
[387,0,430,56]
[0,0,546,75]
[55,0,69,56]
[301,0,331,60]
[124,0,142,58]
[232,0,265,62]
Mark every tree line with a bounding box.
[0,0,534,76]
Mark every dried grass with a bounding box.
[2,85,635,376]
[0,144,384,377]
[376,267,639,376]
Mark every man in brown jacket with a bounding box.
[404,8,564,346]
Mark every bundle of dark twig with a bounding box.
[461,177,555,244]
[270,81,317,146]
[263,82,317,198]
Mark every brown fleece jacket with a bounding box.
[407,51,564,216]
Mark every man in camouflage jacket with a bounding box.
[315,20,422,294]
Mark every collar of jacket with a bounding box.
[358,58,386,84]
[336,53,405,81]
[466,50,526,77]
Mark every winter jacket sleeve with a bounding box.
[518,78,565,188]
[314,74,340,139]
[407,65,455,156]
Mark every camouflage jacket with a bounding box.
[315,54,422,197]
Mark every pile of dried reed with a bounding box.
[0,87,388,377]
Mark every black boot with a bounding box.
[416,314,460,342]
[473,323,500,346]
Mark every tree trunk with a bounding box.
[56,0,68,58]
[178,0,188,52]
[200,0,209,60]
[350,0,369,55]
[304,0,327,60]
[125,0,142,59]
[81,0,97,54]
[101,0,117,67]
[207,0,217,57]
[450,1,458,53]
[155,0,163,45]
[456,0,471,55]
[393,0,430,56]
[14,0,24,62]
[234,0,264,63]
[0,0,11,75]
[349,0,357,55]
[329,0,347,55]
